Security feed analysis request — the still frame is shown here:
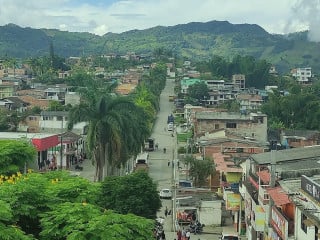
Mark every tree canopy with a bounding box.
[98,171,161,219]
[0,140,36,175]
[0,171,156,239]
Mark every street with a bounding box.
[148,78,225,240]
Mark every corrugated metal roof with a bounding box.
[250,146,320,165]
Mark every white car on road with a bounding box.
[159,188,172,199]
[220,233,241,240]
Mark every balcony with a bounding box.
[243,180,259,204]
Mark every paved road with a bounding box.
[148,79,230,240]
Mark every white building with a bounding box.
[291,67,312,84]
[39,111,87,135]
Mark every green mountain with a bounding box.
[0,21,320,73]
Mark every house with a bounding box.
[39,111,87,135]
[18,115,41,133]
[0,79,15,98]
[236,94,263,113]
[198,137,267,192]
[194,111,268,144]
[58,131,84,169]
[232,74,246,89]
[1,96,29,112]
[291,67,312,84]
[280,129,320,148]
[239,146,320,240]
[121,69,142,84]
[44,85,67,101]
[18,95,50,110]
[280,175,320,240]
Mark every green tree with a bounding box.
[98,171,161,219]
[0,171,99,238]
[187,81,210,104]
[68,94,148,180]
[0,140,36,175]
[0,200,34,240]
[40,203,154,240]
[182,156,215,187]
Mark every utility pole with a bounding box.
[60,116,64,170]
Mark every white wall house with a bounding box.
[292,67,312,84]
[39,111,87,135]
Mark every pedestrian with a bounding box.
[155,143,159,150]
[186,229,191,240]
[167,160,170,167]
[177,229,182,240]
[181,228,186,240]
[163,147,166,153]
[165,207,168,217]
[161,230,166,240]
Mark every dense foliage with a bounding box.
[98,171,161,219]
[195,55,272,89]
[0,171,156,239]
[0,140,36,175]
[261,82,320,130]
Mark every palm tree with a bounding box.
[68,94,149,181]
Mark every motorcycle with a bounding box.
[189,220,205,234]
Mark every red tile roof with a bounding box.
[212,152,242,173]
[267,186,290,206]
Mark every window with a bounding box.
[57,116,63,121]
[226,122,237,128]
[43,116,49,120]
[214,124,219,129]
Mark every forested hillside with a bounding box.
[0,21,320,73]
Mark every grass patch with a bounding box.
[177,131,193,143]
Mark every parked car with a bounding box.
[159,188,172,199]
[219,233,241,240]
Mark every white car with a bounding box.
[159,188,172,199]
[219,233,241,240]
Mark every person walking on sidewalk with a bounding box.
[167,160,170,167]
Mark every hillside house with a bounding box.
[232,74,246,89]
[291,67,312,84]
[236,94,263,112]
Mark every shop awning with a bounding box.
[32,135,59,151]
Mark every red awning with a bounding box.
[32,135,59,151]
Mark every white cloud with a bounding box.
[0,0,314,36]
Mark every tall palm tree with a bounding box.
[68,94,149,181]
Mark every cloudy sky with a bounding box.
[0,0,319,40]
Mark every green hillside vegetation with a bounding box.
[0,21,320,73]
